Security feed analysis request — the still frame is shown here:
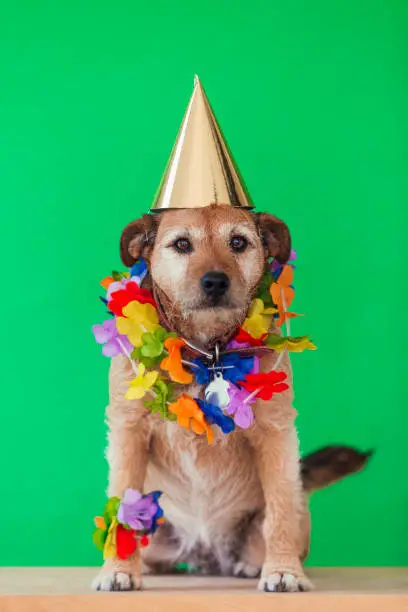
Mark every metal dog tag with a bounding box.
[205,372,230,408]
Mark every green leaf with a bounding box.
[141,331,164,358]
[173,562,198,574]
[112,270,126,281]
[103,496,120,524]
[155,378,171,395]
[163,330,178,341]
[93,528,107,551]
[131,346,162,368]
[140,326,176,358]
[155,327,168,342]
[265,333,286,348]
[265,334,316,352]
[144,380,176,421]
[287,335,306,344]
[256,269,276,309]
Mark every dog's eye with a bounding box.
[230,235,248,253]
[173,238,193,253]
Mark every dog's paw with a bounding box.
[233,561,261,578]
[258,572,312,593]
[92,570,142,592]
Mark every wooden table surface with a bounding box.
[0,567,407,612]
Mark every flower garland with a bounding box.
[92,251,316,560]
[93,489,163,560]
[92,250,316,442]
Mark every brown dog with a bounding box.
[93,205,369,592]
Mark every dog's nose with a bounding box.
[200,271,230,301]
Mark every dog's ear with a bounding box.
[120,214,158,266]
[256,212,291,264]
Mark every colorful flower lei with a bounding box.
[92,252,316,559]
[93,489,164,560]
[92,251,316,442]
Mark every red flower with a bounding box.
[108,282,156,316]
[116,524,137,560]
[234,328,267,346]
[238,371,289,400]
[140,534,150,548]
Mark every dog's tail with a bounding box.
[300,445,373,493]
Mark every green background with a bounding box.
[0,0,407,567]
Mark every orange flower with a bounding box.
[270,265,301,326]
[160,338,193,384]
[168,394,214,444]
[276,311,303,327]
[100,276,114,290]
[94,516,106,530]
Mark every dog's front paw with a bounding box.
[233,561,261,578]
[92,569,142,592]
[258,571,312,593]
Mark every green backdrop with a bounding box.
[0,0,407,567]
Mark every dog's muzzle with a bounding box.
[200,271,230,304]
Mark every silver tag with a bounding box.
[205,372,230,408]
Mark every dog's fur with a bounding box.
[93,205,369,593]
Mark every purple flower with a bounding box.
[117,489,159,531]
[226,339,251,350]
[106,276,141,299]
[92,319,133,357]
[270,249,297,278]
[225,384,256,429]
[270,258,282,276]
[250,356,260,375]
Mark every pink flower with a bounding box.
[225,385,256,429]
[92,319,133,357]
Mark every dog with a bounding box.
[93,204,370,592]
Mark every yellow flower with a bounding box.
[242,298,277,338]
[103,517,118,560]
[126,363,158,400]
[116,301,159,347]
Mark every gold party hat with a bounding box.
[151,76,253,211]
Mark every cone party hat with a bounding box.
[151,76,253,211]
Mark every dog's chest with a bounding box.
[145,420,264,543]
